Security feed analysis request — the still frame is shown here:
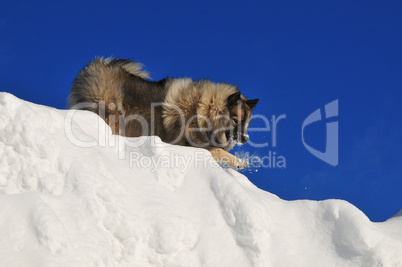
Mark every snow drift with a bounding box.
[0,92,401,267]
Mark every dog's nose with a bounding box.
[241,134,249,144]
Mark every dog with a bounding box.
[68,58,259,169]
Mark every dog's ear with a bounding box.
[246,99,259,110]
[227,92,241,108]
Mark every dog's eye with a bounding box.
[232,118,238,125]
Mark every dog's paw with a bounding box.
[234,158,248,170]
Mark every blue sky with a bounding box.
[1,0,401,222]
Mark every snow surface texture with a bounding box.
[0,92,401,267]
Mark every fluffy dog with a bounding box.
[68,58,258,169]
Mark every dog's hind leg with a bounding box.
[205,147,248,169]
[104,104,122,135]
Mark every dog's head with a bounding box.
[226,91,259,147]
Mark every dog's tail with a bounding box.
[104,57,151,80]
[68,57,150,111]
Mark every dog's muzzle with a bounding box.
[240,134,249,144]
[233,132,249,145]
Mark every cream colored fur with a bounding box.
[163,79,238,150]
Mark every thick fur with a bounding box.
[69,57,258,168]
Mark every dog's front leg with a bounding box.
[205,147,248,169]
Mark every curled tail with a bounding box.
[106,58,150,80]
[68,57,150,134]
[68,57,150,110]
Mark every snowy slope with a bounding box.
[0,92,401,267]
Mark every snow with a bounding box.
[0,92,401,266]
